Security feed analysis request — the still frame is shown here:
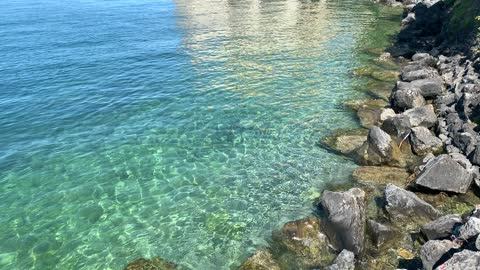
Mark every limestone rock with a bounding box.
[239,249,281,270]
[415,154,473,194]
[420,240,457,270]
[436,250,480,270]
[421,214,462,240]
[404,105,437,128]
[391,85,426,111]
[324,249,355,270]
[410,78,444,98]
[459,217,480,240]
[321,188,366,255]
[409,126,443,155]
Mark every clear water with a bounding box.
[0,0,399,269]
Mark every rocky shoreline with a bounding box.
[124,0,480,269]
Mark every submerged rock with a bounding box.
[123,257,177,270]
[321,188,366,255]
[324,249,355,270]
[352,166,410,187]
[272,217,335,268]
[239,249,280,270]
[415,154,473,194]
[320,129,368,155]
[420,240,457,270]
[421,214,462,240]
[384,184,440,224]
[436,250,480,269]
[356,126,405,166]
[367,220,397,248]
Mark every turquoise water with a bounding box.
[0,0,396,269]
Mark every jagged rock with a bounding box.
[321,188,366,255]
[412,53,437,67]
[421,214,462,240]
[435,250,480,269]
[449,153,473,170]
[380,108,396,121]
[123,257,177,270]
[356,126,399,166]
[402,67,438,82]
[459,217,480,240]
[410,78,444,98]
[272,217,335,268]
[415,154,473,193]
[391,85,426,111]
[470,144,480,166]
[404,105,437,128]
[420,240,457,270]
[476,234,480,250]
[324,249,355,270]
[367,220,397,248]
[239,249,281,270]
[453,132,477,156]
[320,129,368,155]
[384,184,440,222]
[352,166,410,187]
[381,114,412,137]
[409,126,443,155]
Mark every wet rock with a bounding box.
[421,214,462,240]
[352,166,410,187]
[391,85,426,111]
[123,257,177,270]
[384,184,440,223]
[367,220,397,248]
[324,249,355,270]
[272,217,335,268]
[239,249,281,270]
[409,126,443,155]
[344,99,388,111]
[320,129,368,155]
[436,250,480,269]
[420,240,457,270]
[357,105,384,128]
[321,188,366,255]
[415,154,473,194]
[356,126,406,166]
[459,217,480,240]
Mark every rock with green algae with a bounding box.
[344,99,388,111]
[123,257,177,270]
[238,249,280,270]
[271,217,335,269]
[415,191,480,216]
[352,166,411,188]
[319,128,367,155]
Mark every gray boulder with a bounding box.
[459,217,480,240]
[402,67,438,82]
[436,250,480,269]
[421,240,457,270]
[415,154,473,193]
[324,249,355,270]
[367,220,397,248]
[384,184,440,221]
[410,78,444,98]
[391,85,426,111]
[453,132,477,156]
[321,188,366,255]
[404,105,437,128]
[410,126,443,155]
[368,126,393,159]
[411,53,437,67]
[381,114,412,137]
[470,144,480,166]
[421,214,462,240]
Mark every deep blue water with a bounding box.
[0,0,395,269]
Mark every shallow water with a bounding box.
[0,0,400,269]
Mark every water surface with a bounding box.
[0,0,399,269]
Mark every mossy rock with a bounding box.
[239,249,281,270]
[344,99,388,111]
[319,128,368,156]
[123,257,177,270]
[353,166,411,188]
[415,191,480,216]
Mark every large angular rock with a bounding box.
[352,166,410,187]
[272,217,335,268]
[459,217,480,240]
[124,257,177,270]
[324,249,355,270]
[391,85,426,111]
[384,184,440,222]
[453,132,477,156]
[356,126,399,166]
[239,249,281,270]
[321,188,366,255]
[470,144,480,166]
[409,126,443,155]
[421,214,462,240]
[367,220,397,248]
[420,240,457,270]
[410,78,444,98]
[381,114,412,137]
[404,105,437,128]
[415,154,473,193]
[436,250,480,269]
[401,67,438,82]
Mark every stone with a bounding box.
[272,217,335,268]
[320,129,368,155]
[367,220,397,248]
[324,249,355,270]
[421,214,462,240]
[449,153,473,170]
[470,144,480,166]
[401,68,438,82]
[435,250,480,270]
[344,99,388,111]
[352,166,410,187]
[384,184,440,222]
[321,188,366,255]
[404,105,437,128]
[380,108,396,121]
[367,126,393,159]
[412,53,437,67]
[356,126,402,166]
[239,249,281,270]
[410,78,444,98]
[453,132,477,156]
[391,86,426,111]
[381,114,412,137]
[357,105,383,128]
[476,234,480,250]
[420,240,457,270]
[409,126,443,155]
[123,257,177,270]
[459,217,480,240]
[415,154,473,193]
